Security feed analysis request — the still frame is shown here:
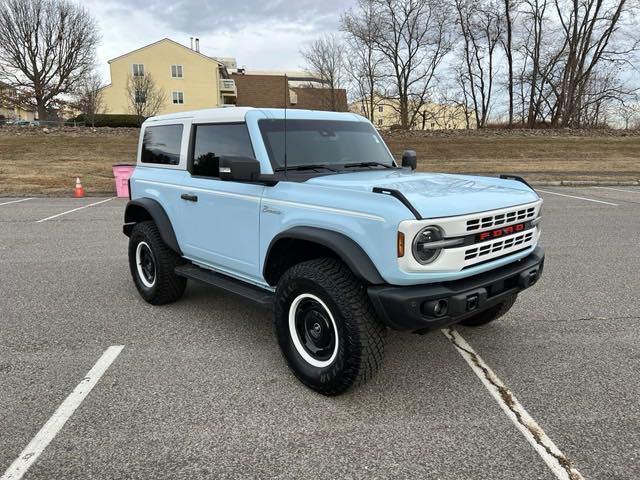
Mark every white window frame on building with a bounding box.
[378,105,384,112]
[132,64,145,77]
[171,65,183,78]
[377,119,383,126]
[172,91,184,104]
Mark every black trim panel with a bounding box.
[264,226,385,285]
[499,174,535,191]
[368,247,544,332]
[123,198,182,255]
[175,263,274,307]
[372,187,422,220]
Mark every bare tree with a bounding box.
[362,0,454,129]
[342,1,386,122]
[502,0,517,125]
[126,74,165,126]
[455,0,504,128]
[519,0,551,127]
[73,72,104,127]
[617,97,640,129]
[0,0,99,121]
[550,0,635,127]
[338,0,638,130]
[300,34,346,111]
[512,0,637,127]
[578,64,637,126]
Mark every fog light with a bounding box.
[423,299,448,317]
[433,300,448,317]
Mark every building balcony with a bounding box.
[219,78,237,96]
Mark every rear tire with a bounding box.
[274,258,386,396]
[128,221,186,305]
[458,294,517,327]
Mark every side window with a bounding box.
[133,64,144,77]
[171,65,183,78]
[172,91,184,104]
[141,124,183,165]
[191,123,254,177]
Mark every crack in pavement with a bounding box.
[575,316,640,322]
[443,328,584,480]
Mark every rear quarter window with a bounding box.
[141,124,184,165]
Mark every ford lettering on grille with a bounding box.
[477,223,526,242]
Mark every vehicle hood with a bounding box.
[305,170,540,218]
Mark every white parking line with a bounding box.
[442,329,583,480]
[537,189,618,206]
[0,198,33,207]
[594,186,640,194]
[35,197,115,223]
[0,346,124,480]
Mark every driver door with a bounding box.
[177,122,264,282]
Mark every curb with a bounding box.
[531,180,640,187]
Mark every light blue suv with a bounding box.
[123,107,544,395]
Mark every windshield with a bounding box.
[258,119,395,171]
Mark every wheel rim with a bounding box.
[136,241,156,288]
[288,293,338,368]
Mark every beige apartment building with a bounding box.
[0,82,36,121]
[101,38,237,115]
[351,96,472,130]
[102,38,349,117]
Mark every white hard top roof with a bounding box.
[144,107,366,124]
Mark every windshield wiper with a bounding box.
[275,164,338,172]
[342,162,393,169]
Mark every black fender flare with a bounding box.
[264,226,385,285]
[123,198,182,255]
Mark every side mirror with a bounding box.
[219,156,261,181]
[401,150,417,170]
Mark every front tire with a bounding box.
[458,294,517,327]
[274,258,386,396]
[128,221,187,305]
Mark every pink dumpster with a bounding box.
[112,164,135,198]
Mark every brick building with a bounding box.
[232,73,348,112]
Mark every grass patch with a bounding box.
[0,129,638,195]
[384,135,640,182]
[0,133,138,195]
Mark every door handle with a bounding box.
[181,193,198,202]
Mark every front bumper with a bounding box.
[367,247,545,332]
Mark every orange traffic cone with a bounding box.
[73,177,85,198]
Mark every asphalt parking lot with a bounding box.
[1,186,639,480]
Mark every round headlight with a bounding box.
[412,226,443,264]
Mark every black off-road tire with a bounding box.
[458,294,518,327]
[274,258,386,396]
[128,221,187,305]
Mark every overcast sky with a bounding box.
[83,0,354,82]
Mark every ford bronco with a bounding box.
[123,107,544,395]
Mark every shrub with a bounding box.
[73,114,140,128]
